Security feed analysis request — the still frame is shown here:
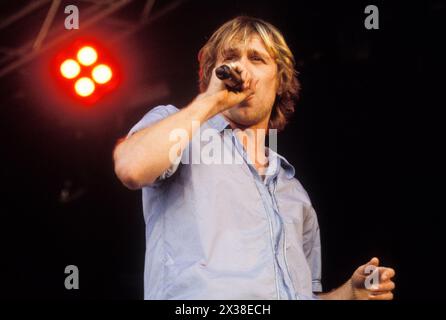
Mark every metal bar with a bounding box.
[0,0,105,59]
[0,47,27,55]
[112,0,185,42]
[140,0,156,22]
[0,55,15,65]
[0,0,133,79]
[33,0,62,50]
[103,18,134,28]
[76,0,116,4]
[0,0,50,30]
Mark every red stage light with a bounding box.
[53,40,120,104]
[60,59,80,79]
[77,46,97,66]
[92,64,112,84]
[74,77,95,97]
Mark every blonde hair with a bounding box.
[198,16,300,131]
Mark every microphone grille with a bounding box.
[215,65,231,80]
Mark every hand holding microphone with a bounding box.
[215,64,243,92]
[196,62,258,114]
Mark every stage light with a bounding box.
[92,64,112,84]
[77,46,97,66]
[60,59,80,79]
[53,40,120,103]
[74,77,95,97]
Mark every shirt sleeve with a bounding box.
[302,205,323,293]
[126,104,181,187]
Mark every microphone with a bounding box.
[215,64,243,92]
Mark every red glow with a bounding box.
[60,59,80,79]
[92,64,112,84]
[77,46,98,66]
[74,77,95,97]
[51,39,121,105]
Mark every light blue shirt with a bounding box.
[127,105,322,300]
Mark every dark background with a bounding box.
[0,0,444,299]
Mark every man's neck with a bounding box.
[222,116,269,172]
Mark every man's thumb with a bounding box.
[356,257,380,275]
[367,257,380,267]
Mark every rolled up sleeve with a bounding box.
[303,206,323,293]
[126,104,181,186]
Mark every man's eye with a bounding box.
[251,56,264,62]
[223,56,236,62]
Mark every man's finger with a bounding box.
[249,79,258,91]
[241,69,249,82]
[370,280,395,292]
[245,78,251,90]
[357,257,380,274]
[368,257,379,267]
[380,267,396,281]
[369,292,394,300]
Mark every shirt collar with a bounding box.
[207,113,230,132]
[207,113,296,180]
[267,147,296,179]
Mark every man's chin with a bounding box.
[238,99,253,108]
[229,113,263,128]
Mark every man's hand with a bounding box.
[316,257,396,300]
[197,63,258,114]
[350,257,396,300]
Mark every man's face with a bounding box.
[216,35,279,128]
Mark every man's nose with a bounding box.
[239,56,252,69]
[230,57,251,74]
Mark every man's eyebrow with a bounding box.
[221,47,240,56]
[220,47,271,60]
[247,49,270,59]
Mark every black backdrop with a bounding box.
[0,0,444,299]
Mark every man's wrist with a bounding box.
[188,93,221,122]
[347,278,356,300]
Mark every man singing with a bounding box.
[113,16,395,300]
